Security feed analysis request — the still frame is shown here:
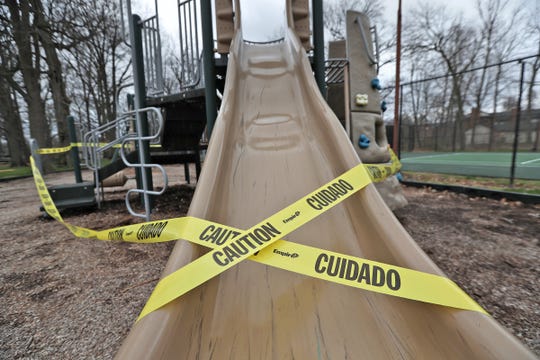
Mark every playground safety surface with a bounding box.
[0,168,538,358]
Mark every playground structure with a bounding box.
[29,108,168,219]
[31,0,408,219]
[106,0,535,358]
[30,0,210,220]
[326,12,406,209]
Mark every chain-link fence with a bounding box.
[385,54,540,182]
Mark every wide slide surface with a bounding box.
[116,29,534,359]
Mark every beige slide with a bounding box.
[116,27,534,359]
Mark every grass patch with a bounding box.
[0,160,76,180]
[402,171,540,196]
[0,165,32,179]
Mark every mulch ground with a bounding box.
[0,171,538,358]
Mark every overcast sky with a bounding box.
[136,0,537,80]
[146,0,523,36]
[139,0,535,39]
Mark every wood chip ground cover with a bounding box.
[0,169,538,358]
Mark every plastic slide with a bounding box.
[115,28,535,359]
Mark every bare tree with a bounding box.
[406,59,432,149]
[524,3,540,150]
[63,0,131,131]
[31,0,72,147]
[323,0,383,40]
[0,0,133,171]
[4,0,52,150]
[161,35,184,94]
[0,38,29,166]
[469,0,521,147]
[323,0,395,70]
[406,3,480,151]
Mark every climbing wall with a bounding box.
[345,10,407,210]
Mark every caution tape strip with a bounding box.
[29,146,399,234]
[134,160,485,320]
[37,144,74,154]
[136,162,373,319]
[365,147,401,182]
[166,219,487,318]
[29,156,486,321]
[36,142,162,155]
[30,156,99,238]
[104,214,486,319]
[36,143,400,183]
[29,147,400,240]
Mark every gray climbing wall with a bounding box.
[327,11,407,210]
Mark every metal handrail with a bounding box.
[120,0,164,93]
[119,0,132,47]
[355,16,379,72]
[141,15,165,95]
[119,107,167,220]
[82,107,165,218]
[177,0,203,90]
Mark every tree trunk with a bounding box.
[31,0,70,147]
[450,80,462,152]
[0,82,29,166]
[6,0,51,150]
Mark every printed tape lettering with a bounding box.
[136,218,487,319]
[30,153,485,321]
[136,162,372,320]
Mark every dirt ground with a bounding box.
[0,166,539,358]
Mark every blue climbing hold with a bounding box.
[380,100,387,112]
[371,78,382,90]
[358,134,371,149]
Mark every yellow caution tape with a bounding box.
[37,144,74,154]
[365,147,401,182]
[137,162,373,319]
[36,142,162,155]
[36,143,400,183]
[104,214,486,319]
[30,156,99,239]
[175,219,486,317]
[133,156,479,321]
[29,155,485,321]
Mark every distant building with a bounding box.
[465,108,540,148]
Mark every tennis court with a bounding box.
[400,152,540,180]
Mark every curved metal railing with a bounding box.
[119,107,168,220]
[83,107,167,220]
